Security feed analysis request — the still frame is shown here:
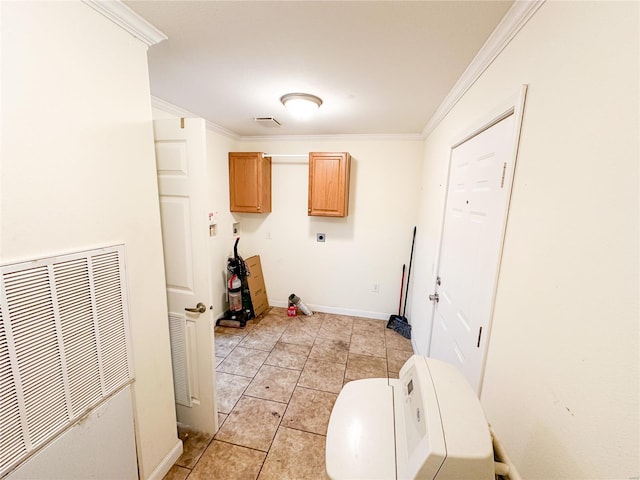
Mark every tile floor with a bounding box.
[163,307,414,480]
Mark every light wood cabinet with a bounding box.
[308,152,351,217]
[229,152,271,213]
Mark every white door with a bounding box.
[429,113,517,394]
[154,118,217,434]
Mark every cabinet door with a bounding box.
[229,152,271,213]
[308,152,350,217]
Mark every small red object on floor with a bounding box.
[287,305,297,317]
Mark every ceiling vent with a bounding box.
[254,117,281,128]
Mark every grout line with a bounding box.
[278,423,328,438]
[186,311,412,480]
[212,437,272,454]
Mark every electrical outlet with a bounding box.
[317,233,326,242]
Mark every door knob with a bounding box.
[429,293,439,303]
[185,302,207,313]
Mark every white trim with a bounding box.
[240,133,424,142]
[428,85,528,395]
[491,427,523,480]
[421,0,544,138]
[269,299,390,321]
[150,96,193,119]
[144,438,183,480]
[151,97,240,140]
[411,337,420,356]
[149,0,543,142]
[453,86,528,150]
[152,95,423,142]
[82,0,167,47]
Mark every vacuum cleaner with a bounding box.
[216,238,251,328]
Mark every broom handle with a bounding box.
[402,226,417,317]
[397,264,406,316]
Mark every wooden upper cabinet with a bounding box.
[308,152,351,217]
[229,152,272,213]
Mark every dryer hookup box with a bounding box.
[246,255,269,317]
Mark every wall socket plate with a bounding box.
[317,233,326,242]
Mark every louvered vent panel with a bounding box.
[0,308,28,469]
[54,259,102,416]
[0,245,133,477]
[3,267,68,448]
[168,313,190,406]
[92,252,130,392]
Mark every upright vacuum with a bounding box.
[217,237,250,328]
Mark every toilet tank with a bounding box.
[395,356,494,480]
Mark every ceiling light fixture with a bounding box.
[280,93,323,120]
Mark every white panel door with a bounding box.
[429,113,516,394]
[154,118,217,434]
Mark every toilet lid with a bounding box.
[325,378,396,480]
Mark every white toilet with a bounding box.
[326,355,495,479]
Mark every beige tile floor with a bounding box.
[163,307,414,480]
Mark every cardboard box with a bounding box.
[245,255,269,317]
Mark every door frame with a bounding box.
[428,85,528,395]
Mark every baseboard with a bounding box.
[269,299,390,321]
[144,438,183,480]
[411,337,422,355]
[490,427,522,480]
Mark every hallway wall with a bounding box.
[410,1,639,477]
[2,3,179,478]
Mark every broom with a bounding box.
[386,264,405,327]
[386,226,416,339]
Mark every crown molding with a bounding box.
[82,0,167,47]
[239,133,425,142]
[152,97,421,142]
[421,0,545,138]
[151,96,240,140]
[87,0,543,141]
[152,0,544,144]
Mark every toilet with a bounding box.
[326,355,495,479]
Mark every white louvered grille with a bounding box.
[3,267,69,448]
[168,313,191,407]
[0,246,133,477]
[92,252,131,392]
[0,308,28,469]
[54,258,102,416]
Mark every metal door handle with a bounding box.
[185,302,207,313]
[429,293,439,303]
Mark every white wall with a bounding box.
[204,129,242,316]
[410,1,639,478]
[236,138,423,319]
[1,3,179,479]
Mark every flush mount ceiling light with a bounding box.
[280,93,323,120]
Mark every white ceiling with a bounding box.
[125,1,513,138]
